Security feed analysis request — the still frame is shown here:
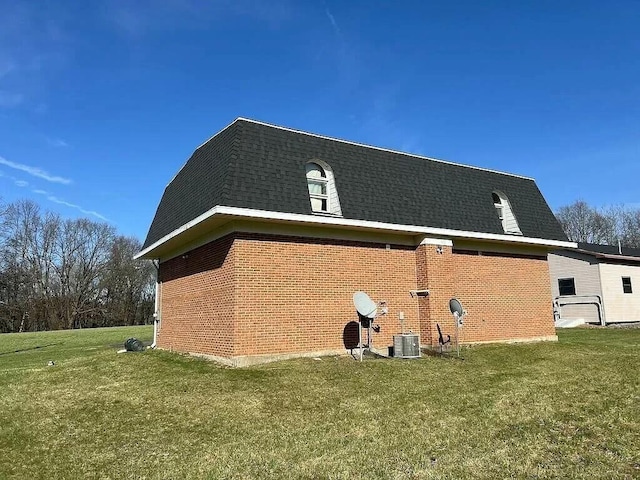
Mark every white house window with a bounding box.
[306,163,329,212]
[622,276,632,294]
[305,161,342,216]
[492,191,522,235]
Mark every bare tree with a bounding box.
[0,200,42,331]
[49,219,115,329]
[556,201,617,244]
[102,236,155,326]
[556,200,640,248]
[619,209,640,248]
[0,198,155,332]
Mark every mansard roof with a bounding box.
[140,118,569,256]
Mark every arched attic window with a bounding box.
[305,161,342,216]
[492,191,522,235]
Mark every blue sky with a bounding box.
[1,1,638,242]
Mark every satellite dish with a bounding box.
[449,298,464,317]
[353,291,378,319]
[449,298,465,357]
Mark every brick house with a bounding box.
[548,242,640,326]
[136,118,575,366]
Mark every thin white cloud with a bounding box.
[325,9,340,36]
[0,156,72,184]
[46,137,69,148]
[31,189,108,221]
[0,171,30,188]
[47,195,108,221]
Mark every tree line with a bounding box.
[555,200,640,247]
[0,199,155,333]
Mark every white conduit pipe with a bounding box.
[151,260,160,348]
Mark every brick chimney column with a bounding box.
[415,239,455,348]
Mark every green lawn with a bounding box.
[0,326,639,479]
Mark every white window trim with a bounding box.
[492,191,521,235]
[306,161,342,216]
[494,202,504,223]
[307,176,329,213]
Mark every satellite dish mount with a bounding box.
[449,298,466,357]
[352,291,387,361]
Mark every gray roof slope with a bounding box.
[578,242,640,258]
[142,119,568,249]
[143,122,239,248]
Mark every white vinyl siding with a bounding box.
[492,191,521,235]
[548,250,604,324]
[599,264,640,323]
[327,168,342,216]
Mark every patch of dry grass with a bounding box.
[0,327,639,479]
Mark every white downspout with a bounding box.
[150,259,160,349]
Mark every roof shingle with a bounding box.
[142,118,568,249]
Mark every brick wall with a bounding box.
[158,234,236,357]
[415,243,456,346]
[233,233,419,357]
[449,249,556,343]
[157,232,556,363]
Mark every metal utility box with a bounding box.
[393,333,420,358]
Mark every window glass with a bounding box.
[622,277,633,294]
[307,180,326,195]
[558,278,576,296]
[305,164,325,178]
[306,162,329,213]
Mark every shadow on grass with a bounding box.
[0,343,61,356]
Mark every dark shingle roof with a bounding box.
[142,118,568,249]
[578,242,640,258]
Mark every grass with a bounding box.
[0,327,639,479]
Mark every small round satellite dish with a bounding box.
[449,298,464,317]
[353,291,378,319]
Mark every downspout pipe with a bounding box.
[150,259,160,349]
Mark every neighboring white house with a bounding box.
[548,243,640,326]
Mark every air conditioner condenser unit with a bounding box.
[393,333,420,358]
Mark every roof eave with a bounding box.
[134,206,577,260]
[575,249,640,263]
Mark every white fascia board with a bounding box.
[135,205,577,259]
[134,205,226,259]
[419,238,454,247]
